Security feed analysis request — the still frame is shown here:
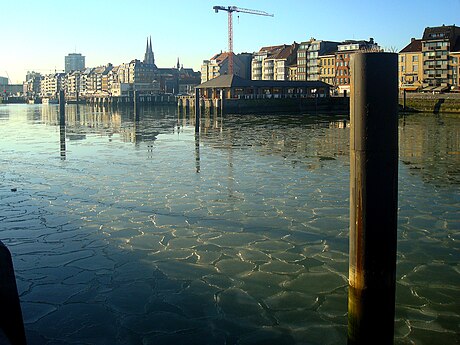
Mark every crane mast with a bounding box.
[213,5,273,75]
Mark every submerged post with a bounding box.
[195,87,200,133]
[0,241,27,345]
[348,52,398,345]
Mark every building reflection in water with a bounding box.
[399,113,460,186]
[39,104,458,187]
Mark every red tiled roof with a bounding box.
[399,39,422,53]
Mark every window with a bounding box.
[412,56,418,62]
[400,56,405,62]
[413,65,418,72]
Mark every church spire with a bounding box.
[144,36,155,66]
[177,57,180,69]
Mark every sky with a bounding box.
[1,0,459,84]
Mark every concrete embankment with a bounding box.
[180,93,460,115]
[400,93,460,114]
[223,97,349,114]
[178,96,350,115]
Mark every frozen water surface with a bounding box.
[0,104,459,344]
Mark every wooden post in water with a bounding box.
[403,89,406,111]
[59,90,65,124]
[220,89,225,116]
[59,90,66,159]
[348,52,398,345]
[0,241,27,345]
[195,87,200,133]
[133,90,139,121]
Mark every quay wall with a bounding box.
[179,93,460,115]
[224,97,349,114]
[400,93,460,114]
[178,96,350,115]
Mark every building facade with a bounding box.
[398,25,460,92]
[398,39,423,91]
[335,38,380,94]
[421,25,460,91]
[261,43,298,81]
[297,39,340,81]
[40,73,65,97]
[65,53,85,73]
[23,71,42,98]
[201,52,251,83]
[319,54,336,87]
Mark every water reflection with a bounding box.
[0,105,458,345]
[400,113,460,186]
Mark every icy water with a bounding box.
[0,104,459,345]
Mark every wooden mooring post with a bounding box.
[0,241,27,345]
[59,90,65,124]
[59,90,66,159]
[348,52,398,345]
[194,88,200,133]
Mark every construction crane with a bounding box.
[213,5,273,75]
[5,71,11,84]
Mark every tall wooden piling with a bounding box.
[59,90,65,124]
[0,241,27,345]
[194,88,200,133]
[59,90,66,159]
[220,89,225,115]
[348,52,398,345]
[133,90,139,121]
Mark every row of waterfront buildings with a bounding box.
[201,25,460,94]
[22,37,201,101]
[201,38,379,95]
[2,24,459,102]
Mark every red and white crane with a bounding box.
[213,5,273,75]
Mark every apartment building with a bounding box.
[23,71,42,98]
[201,52,252,83]
[65,71,81,98]
[421,25,460,91]
[335,38,380,94]
[261,43,298,81]
[319,54,336,87]
[398,25,460,92]
[451,51,460,90]
[40,73,65,97]
[65,53,85,73]
[297,39,340,81]
[251,45,284,80]
[398,39,423,91]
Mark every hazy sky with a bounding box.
[1,0,459,83]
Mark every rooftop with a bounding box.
[399,39,423,53]
[196,74,330,89]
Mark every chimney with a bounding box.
[411,37,416,42]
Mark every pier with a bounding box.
[178,74,349,115]
[81,94,176,107]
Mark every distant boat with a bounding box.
[42,98,58,105]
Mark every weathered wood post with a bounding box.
[0,241,27,345]
[194,87,200,133]
[59,90,66,159]
[59,90,65,124]
[133,90,139,121]
[348,52,398,345]
[403,89,406,111]
[220,89,225,116]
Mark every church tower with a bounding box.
[144,36,156,67]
